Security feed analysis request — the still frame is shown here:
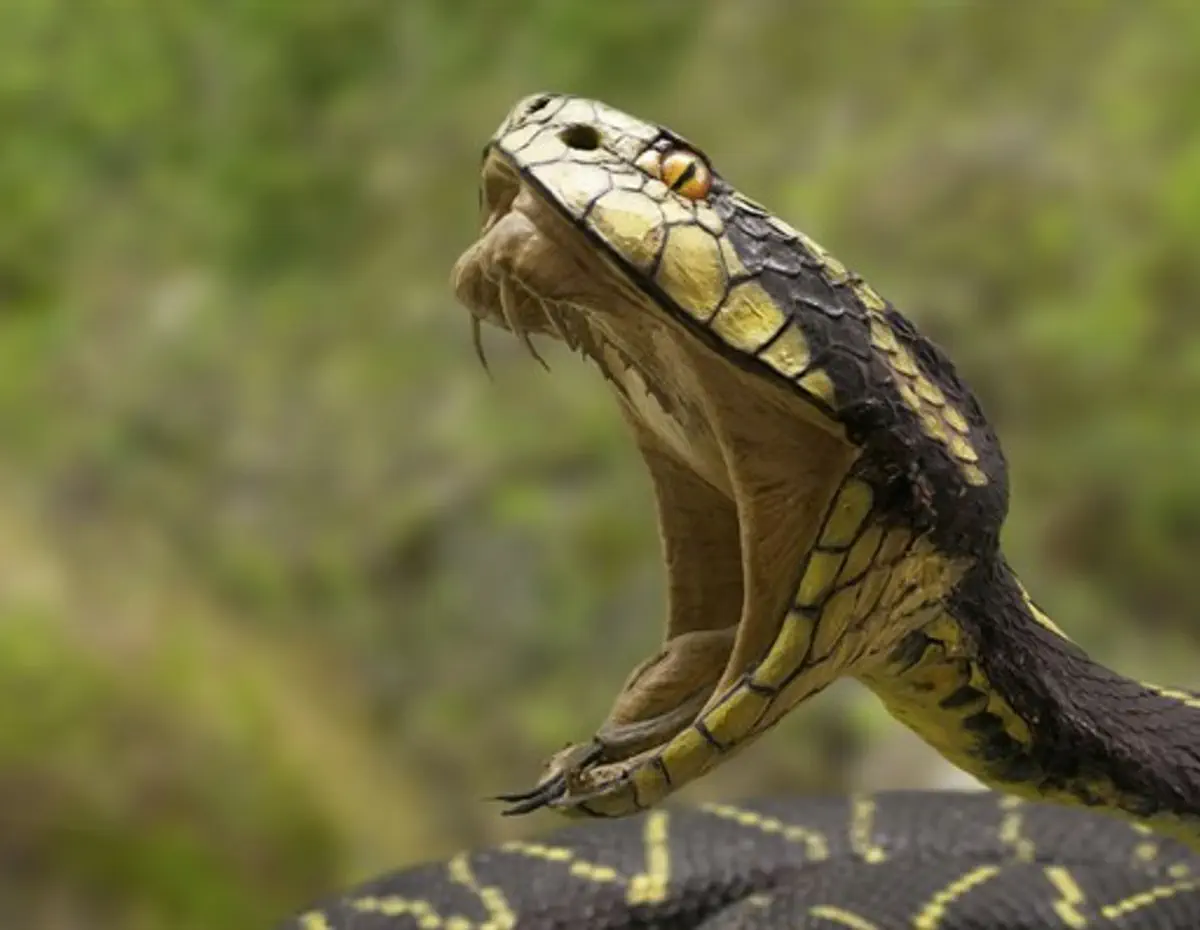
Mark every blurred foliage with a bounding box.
[3,1,1200,926]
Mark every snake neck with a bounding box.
[861,556,1200,850]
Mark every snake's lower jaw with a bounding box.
[497,742,639,819]
[497,630,740,818]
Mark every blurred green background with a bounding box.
[5,1,1200,926]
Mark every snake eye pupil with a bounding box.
[560,123,601,151]
[661,150,712,200]
[668,160,697,191]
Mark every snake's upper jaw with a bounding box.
[452,150,649,373]
[454,154,580,344]
[451,190,556,341]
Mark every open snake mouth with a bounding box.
[448,97,927,818]
[444,95,1013,825]
[451,150,754,808]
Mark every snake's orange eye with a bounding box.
[661,150,711,200]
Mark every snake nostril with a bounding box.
[560,123,601,151]
[526,94,552,114]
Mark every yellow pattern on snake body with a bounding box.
[281,95,1200,928]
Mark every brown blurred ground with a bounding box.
[3,2,1200,926]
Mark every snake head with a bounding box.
[456,94,1008,821]
[450,93,771,375]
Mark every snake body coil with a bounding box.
[288,793,1200,929]
[283,96,1200,928]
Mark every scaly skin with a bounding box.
[284,793,1200,929]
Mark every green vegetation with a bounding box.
[4,2,1200,926]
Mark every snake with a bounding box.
[281,95,1200,928]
